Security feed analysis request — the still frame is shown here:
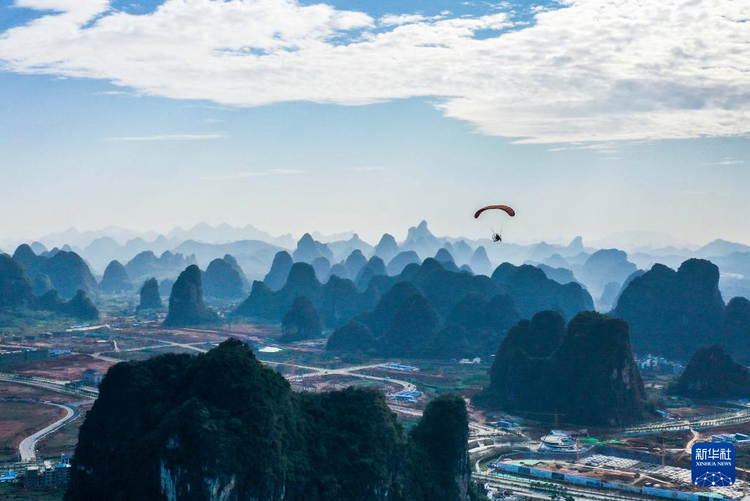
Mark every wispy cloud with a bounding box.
[95,90,136,97]
[681,190,730,198]
[548,142,620,154]
[351,165,391,172]
[704,157,745,166]
[200,169,304,181]
[379,14,442,26]
[1,0,749,143]
[108,133,226,141]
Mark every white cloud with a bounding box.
[379,14,432,26]
[108,133,225,141]
[1,0,749,143]
[704,157,745,166]
[547,142,621,154]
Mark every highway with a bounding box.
[17,401,77,462]
[0,372,98,398]
[0,374,96,462]
[265,360,418,392]
[122,337,421,393]
[621,408,750,435]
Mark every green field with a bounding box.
[0,484,65,500]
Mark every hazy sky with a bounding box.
[0,0,748,246]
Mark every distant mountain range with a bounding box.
[4,221,750,306]
[2,222,295,253]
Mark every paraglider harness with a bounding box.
[492,233,502,243]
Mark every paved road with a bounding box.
[0,374,96,461]
[267,361,418,391]
[685,428,701,453]
[0,373,98,398]
[18,402,77,462]
[622,408,750,435]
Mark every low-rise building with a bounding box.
[0,348,49,367]
[81,369,104,387]
[23,461,70,487]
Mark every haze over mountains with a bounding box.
[4,220,749,303]
[3,219,750,366]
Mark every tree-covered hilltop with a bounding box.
[98,260,133,294]
[475,311,646,427]
[264,251,293,290]
[326,281,520,360]
[473,311,565,412]
[124,250,198,283]
[280,296,322,342]
[67,339,474,501]
[203,256,246,300]
[672,345,750,399]
[0,253,99,321]
[136,277,164,312]
[13,244,98,299]
[613,259,726,360]
[235,257,591,337]
[490,263,594,321]
[164,265,219,327]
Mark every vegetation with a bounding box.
[240,257,591,361]
[0,484,64,501]
[203,256,245,299]
[98,260,133,294]
[613,259,725,359]
[124,250,197,283]
[67,339,473,500]
[136,277,163,312]
[13,245,98,299]
[0,253,99,321]
[476,311,647,427]
[280,296,322,342]
[163,265,219,327]
[672,345,750,399]
[325,319,376,354]
[264,251,294,290]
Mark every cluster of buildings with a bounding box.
[458,357,482,364]
[711,432,750,444]
[491,457,736,501]
[0,457,72,489]
[389,390,423,404]
[380,363,418,372]
[0,347,48,368]
[488,420,516,431]
[636,355,684,375]
[24,459,71,487]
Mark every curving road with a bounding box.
[18,401,78,462]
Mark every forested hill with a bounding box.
[67,339,477,501]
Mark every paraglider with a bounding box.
[474,204,515,243]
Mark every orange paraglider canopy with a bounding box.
[474,205,516,219]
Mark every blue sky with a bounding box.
[0,0,748,246]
